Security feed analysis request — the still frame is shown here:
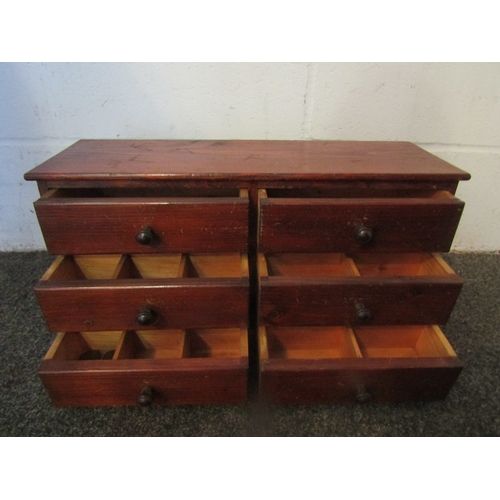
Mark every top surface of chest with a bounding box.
[24,140,470,183]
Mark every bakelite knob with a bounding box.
[135,307,158,327]
[356,385,372,403]
[355,303,372,323]
[137,386,154,407]
[355,225,373,244]
[135,226,154,246]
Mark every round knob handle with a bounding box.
[356,385,372,403]
[355,225,373,244]
[135,307,158,327]
[137,386,154,407]
[355,303,372,323]
[135,226,154,246]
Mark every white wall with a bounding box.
[1,62,499,251]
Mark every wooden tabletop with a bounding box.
[24,140,471,182]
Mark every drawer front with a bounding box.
[36,282,249,331]
[259,253,463,327]
[260,279,462,326]
[259,326,462,404]
[259,191,464,253]
[260,361,462,404]
[39,329,248,406]
[35,190,249,254]
[36,253,249,331]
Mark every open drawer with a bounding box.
[35,253,249,331]
[259,325,462,404]
[258,188,464,253]
[39,328,248,406]
[258,252,463,326]
[34,187,249,254]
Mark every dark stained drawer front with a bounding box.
[259,325,462,404]
[39,329,248,406]
[35,188,249,254]
[259,189,464,253]
[259,253,462,326]
[36,254,249,331]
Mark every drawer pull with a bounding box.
[135,226,155,246]
[355,303,372,323]
[137,386,154,407]
[355,225,373,244]
[135,307,159,327]
[356,385,372,403]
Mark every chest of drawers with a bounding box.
[25,140,470,406]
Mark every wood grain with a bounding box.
[26,140,470,406]
[260,277,463,326]
[39,358,248,406]
[35,280,249,331]
[24,140,471,183]
[259,194,465,253]
[35,194,249,254]
[259,357,462,404]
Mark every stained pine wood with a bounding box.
[39,328,248,406]
[34,191,249,254]
[24,140,471,183]
[35,281,249,331]
[259,325,462,403]
[260,278,462,326]
[259,358,463,404]
[26,140,470,406]
[36,253,249,331]
[259,251,463,326]
[39,358,248,406]
[259,191,465,253]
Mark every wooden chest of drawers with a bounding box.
[25,140,470,406]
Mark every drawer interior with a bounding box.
[182,328,248,358]
[261,188,455,199]
[351,253,455,277]
[260,326,362,360]
[44,331,124,361]
[41,253,249,281]
[43,187,248,199]
[259,252,455,278]
[45,328,248,361]
[261,253,359,277]
[260,325,457,361]
[181,254,247,278]
[354,325,457,358]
